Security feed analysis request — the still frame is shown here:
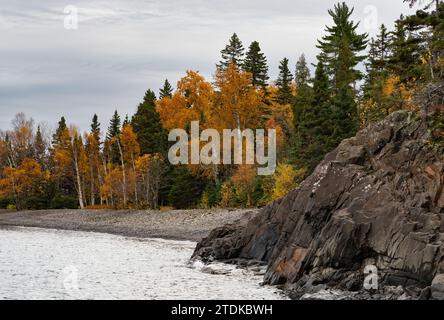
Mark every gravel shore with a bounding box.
[0,208,257,241]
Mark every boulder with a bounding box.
[192,111,444,299]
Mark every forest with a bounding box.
[0,0,443,211]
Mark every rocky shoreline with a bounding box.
[192,111,444,300]
[0,208,257,242]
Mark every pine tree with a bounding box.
[106,110,121,164]
[159,79,173,99]
[276,57,294,104]
[131,89,167,155]
[243,41,269,88]
[317,2,368,90]
[217,33,245,70]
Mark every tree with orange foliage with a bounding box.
[120,124,141,204]
[0,158,48,209]
[156,71,214,131]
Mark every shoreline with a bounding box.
[0,208,257,242]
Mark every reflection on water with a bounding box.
[0,227,284,300]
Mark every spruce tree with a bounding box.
[52,116,67,147]
[293,61,332,171]
[131,89,167,155]
[106,110,121,164]
[276,57,294,104]
[159,79,173,99]
[90,114,101,143]
[243,41,269,88]
[217,33,245,70]
[34,126,46,166]
[293,54,312,133]
[317,2,368,90]
[388,16,422,83]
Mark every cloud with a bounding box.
[0,0,417,132]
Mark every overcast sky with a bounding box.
[0,0,417,133]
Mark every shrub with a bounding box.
[0,198,13,209]
[23,197,49,210]
[50,195,79,209]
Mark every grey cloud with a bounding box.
[0,0,417,133]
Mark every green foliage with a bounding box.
[131,89,167,155]
[159,79,173,99]
[50,195,79,209]
[0,198,13,209]
[243,41,269,88]
[276,57,294,104]
[218,33,245,70]
[168,166,207,209]
[317,2,368,90]
[106,110,121,164]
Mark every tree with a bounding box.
[317,2,368,90]
[292,61,333,171]
[388,16,423,84]
[106,110,121,164]
[276,58,294,104]
[159,79,173,99]
[217,33,245,70]
[34,126,46,167]
[0,158,48,210]
[69,129,87,209]
[295,54,311,89]
[132,89,167,155]
[156,71,214,130]
[243,41,269,88]
[120,124,140,204]
[52,116,67,147]
[272,164,305,200]
[292,55,313,155]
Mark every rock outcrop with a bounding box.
[192,111,444,299]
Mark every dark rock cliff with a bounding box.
[192,111,444,299]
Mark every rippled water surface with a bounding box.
[0,227,284,300]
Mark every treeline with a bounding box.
[0,1,442,210]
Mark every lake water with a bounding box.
[0,227,285,300]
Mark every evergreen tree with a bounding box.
[217,33,245,70]
[106,110,121,164]
[276,57,294,104]
[388,16,423,83]
[243,41,269,88]
[131,89,167,155]
[90,114,101,143]
[34,126,46,166]
[292,61,332,171]
[293,54,313,133]
[295,54,311,89]
[330,85,359,145]
[52,117,67,147]
[159,79,173,99]
[123,114,130,127]
[317,2,368,90]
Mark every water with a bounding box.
[0,227,285,300]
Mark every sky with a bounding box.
[0,0,418,134]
